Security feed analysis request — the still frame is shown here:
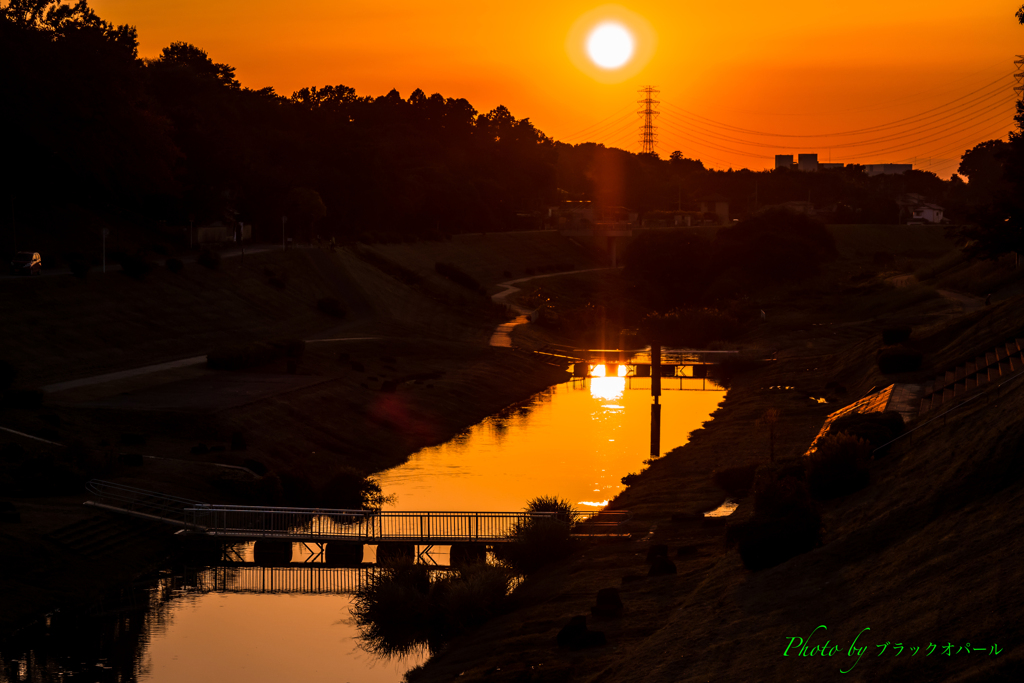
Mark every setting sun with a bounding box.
[586,22,633,69]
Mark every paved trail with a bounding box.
[488,267,618,347]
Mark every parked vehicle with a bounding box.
[10,252,42,275]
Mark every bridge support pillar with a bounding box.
[324,542,364,567]
[253,539,293,566]
[374,542,415,564]
[449,542,488,566]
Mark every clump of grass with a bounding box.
[712,463,759,498]
[491,496,580,573]
[726,467,821,571]
[806,432,871,500]
[197,249,221,270]
[352,560,514,658]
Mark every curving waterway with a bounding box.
[0,373,725,683]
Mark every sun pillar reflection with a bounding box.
[650,344,662,457]
[589,365,626,401]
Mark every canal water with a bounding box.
[0,373,725,683]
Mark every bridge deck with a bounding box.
[184,505,560,543]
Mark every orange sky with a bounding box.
[92,1,1023,177]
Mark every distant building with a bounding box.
[198,222,251,244]
[699,196,730,225]
[775,151,912,175]
[798,154,819,172]
[909,203,944,224]
[864,163,913,176]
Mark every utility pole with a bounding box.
[637,86,660,155]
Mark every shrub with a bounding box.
[882,327,912,345]
[492,517,575,573]
[826,411,904,451]
[877,344,923,373]
[752,468,815,519]
[806,432,871,500]
[639,307,739,348]
[117,253,151,279]
[435,262,485,294]
[197,249,221,270]
[622,231,712,305]
[492,496,581,574]
[66,253,91,279]
[524,495,583,526]
[315,467,388,509]
[725,466,822,570]
[712,463,759,497]
[733,508,822,570]
[711,208,838,286]
[317,297,346,318]
[166,258,184,273]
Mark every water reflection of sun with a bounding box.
[590,376,625,401]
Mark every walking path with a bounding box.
[488,267,618,348]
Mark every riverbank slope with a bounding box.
[408,263,1024,682]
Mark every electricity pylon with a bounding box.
[637,86,660,155]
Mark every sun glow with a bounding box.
[586,22,633,69]
[566,5,657,84]
[590,376,626,401]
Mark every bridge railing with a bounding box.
[184,505,557,542]
[185,504,369,539]
[87,479,203,524]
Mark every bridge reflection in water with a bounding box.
[171,565,456,596]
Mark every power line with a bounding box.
[659,88,1014,151]
[658,72,1013,139]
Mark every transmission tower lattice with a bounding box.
[637,86,660,155]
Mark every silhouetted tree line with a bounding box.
[1,0,556,254]
[3,0,1021,259]
[554,142,959,225]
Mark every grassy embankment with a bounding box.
[0,232,596,637]
[406,226,1024,682]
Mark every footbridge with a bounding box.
[84,480,630,547]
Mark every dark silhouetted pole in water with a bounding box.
[651,343,661,457]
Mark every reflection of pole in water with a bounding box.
[650,343,661,457]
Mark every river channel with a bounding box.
[0,371,725,683]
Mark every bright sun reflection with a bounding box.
[590,376,626,401]
[586,22,633,69]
